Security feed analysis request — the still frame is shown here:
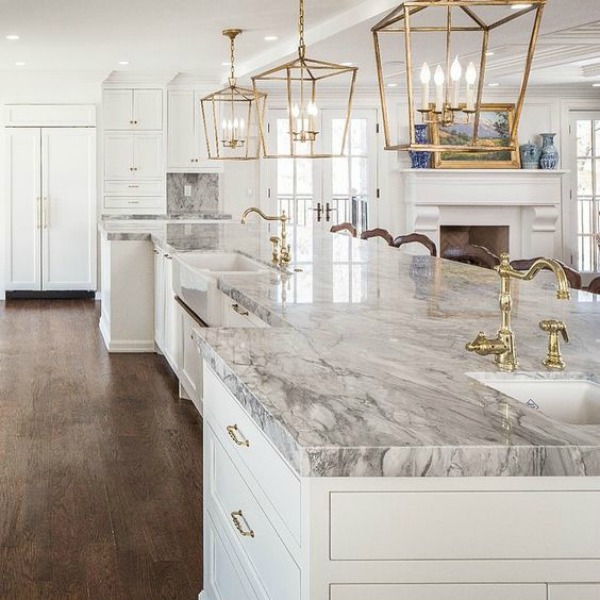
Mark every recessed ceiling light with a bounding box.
[15,61,25,66]
[118,61,130,66]
[222,61,231,66]
[6,34,20,41]
[511,3,532,9]
[264,35,279,42]
[485,51,495,57]
[342,62,354,66]
[593,83,600,88]
[387,83,398,88]
[488,82,500,87]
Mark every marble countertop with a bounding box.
[100,220,600,478]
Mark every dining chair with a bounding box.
[360,228,395,247]
[394,233,437,257]
[442,245,501,270]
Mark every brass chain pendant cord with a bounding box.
[298,0,306,60]
[230,34,236,83]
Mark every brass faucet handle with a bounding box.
[466,332,508,356]
[269,235,281,264]
[539,319,568,371]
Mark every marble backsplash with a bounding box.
[167,173,220,216]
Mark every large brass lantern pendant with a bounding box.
[201,29,267,161]
[252,0,358,159]
[372,0,546,154]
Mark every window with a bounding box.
[574,117,600,272]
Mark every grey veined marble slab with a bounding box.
[103,221,600,477]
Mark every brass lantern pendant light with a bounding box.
[253,0,358,159]
[372,0,546,154]
[201,29,267,160]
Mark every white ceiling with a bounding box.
[0,0,599,88]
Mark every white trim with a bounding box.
[99,317,155,353]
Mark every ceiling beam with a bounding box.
[236,0,401,78]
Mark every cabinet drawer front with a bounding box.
[206,425,300,600]
[549,584,600,600]
[104,197,165,209]
[331,584,547,600]
[204,365,301,543]
[204,512,258,600]
[331,491,600,561]
[105,181,163,196]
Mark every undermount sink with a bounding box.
[178,252,265,273]
[469,374,600,425]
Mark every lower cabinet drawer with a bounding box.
[220,294,268,328]
[204,365,301,543]
[205,424,301,600]
[104,196,165,209]
[548,584,600,600]
[105,180,164,196]
[204,511,258,600]
[330,490,600,561]
[331,584,547,600]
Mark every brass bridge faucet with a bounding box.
[241,207,291,268]
[466,253,571,372]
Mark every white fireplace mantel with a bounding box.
[401,168,568,259]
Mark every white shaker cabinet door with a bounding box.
[41,128,97,291]
[103,89,134,130]
[104,134,135,180]
[549,585,600,599]
[5,128,42,291]
[134,134,163,180]
[167,90,196,168]
[154,247,166,351]
[133,89,163,131]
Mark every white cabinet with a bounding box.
[167,89,223,172]
[103,89,163,131]
[5,127,96,292]
[331,585,547,600]
[104,133,163,181]
[548,585,600,600]
[179,310,204,414]
[163,252,182,374]
[219,294,268,328]
[154,246,166,351]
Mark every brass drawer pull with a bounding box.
[227,424,250,447]
[231,303,249,317]
[231,510,254,538]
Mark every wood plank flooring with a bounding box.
[0,300,203,600]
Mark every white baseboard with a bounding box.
[99,316,155,353]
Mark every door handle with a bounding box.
[311,202,323,222]
[43,197,49,229]
[325,202,337,223]
[35,197,41,229]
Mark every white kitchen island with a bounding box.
[100,220,600,600]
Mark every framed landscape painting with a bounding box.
[432,103,520,169]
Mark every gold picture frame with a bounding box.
[432,103,521,169]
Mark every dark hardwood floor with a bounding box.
[0,300,203,600]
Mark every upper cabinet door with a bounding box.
[104,134,135,180]
[133,89,163,131]
[103,90,134,130]
[134,134,164,180]
[5,128,42,291]
[167,90,196,169]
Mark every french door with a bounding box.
[267,108,378,232]
[570,113,600,274]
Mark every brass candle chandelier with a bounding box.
[200,29,267,160]
[252,0,358,159]
[372,0,546,153]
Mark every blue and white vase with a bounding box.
[409,124,431,169]
[519,142,541,169]
[539,133,559,170]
